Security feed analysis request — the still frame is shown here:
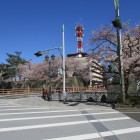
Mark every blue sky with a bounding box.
[0,0,139,63]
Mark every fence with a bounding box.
[51,87,107,93]
[0,87,106,95]
[42,87,108,101]
[0,88,42,95]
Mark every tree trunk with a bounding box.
[125,75,129,98]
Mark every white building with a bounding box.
[67,53,103,87]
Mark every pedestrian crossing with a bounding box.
[44,126,140,140]
[0,99,140,140]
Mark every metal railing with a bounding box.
[0,88,42,95]
[51,87,107,93]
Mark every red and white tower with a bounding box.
[75,25,84,53]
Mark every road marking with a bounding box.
[0,102,7,103]
[0,117,130,132]
[0,103,7,106]
[0,110,79,116]
[46,133,101,140]
[0,107,55,111]
[100,131,114,137]
[0,102,7,104]
[0,112,120,122]
[113,127,140,135]
[0,109,84,115]
[0,107,96,111]
[44,127,140,140]
[0,100,7,102]
[92,117,130,122]
[0,109,114,116]
[0,106,112,111]
[0,120,89,132]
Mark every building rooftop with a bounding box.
[67,52,88,57]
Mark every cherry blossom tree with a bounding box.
[88,22,140,96]
[17,57,62,87]
[17,56,91,87]
[65,57,90,86]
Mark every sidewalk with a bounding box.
[6,96,112,110]
[4,94,140,111]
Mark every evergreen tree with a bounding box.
[3,51,27,81]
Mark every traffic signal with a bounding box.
[34,51,42,57]
[112,17,122,29]
[58,68,63,75]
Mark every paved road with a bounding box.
[119,110,140,122]
[0,98,140,140]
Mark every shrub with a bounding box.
[118,96,140,106]
[101,95,106,103]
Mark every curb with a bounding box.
[116,108,140,110]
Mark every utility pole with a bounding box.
[62,24,66,99]
[112,0,125,102]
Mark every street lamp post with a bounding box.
[112,0,125,102]
[34,25,66,101]
[34,45,66,100]
[62,24,66,99]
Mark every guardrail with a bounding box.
[0,88,42,95]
